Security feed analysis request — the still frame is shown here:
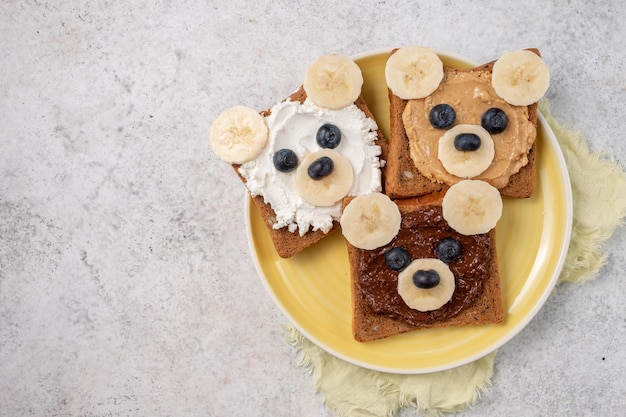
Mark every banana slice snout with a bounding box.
[385,46,444,100]
[442,180,503,236]
[295,149,354,207]
[438,124,495,178]
[209,106,269,164]
[340,192,401,250]
[303,54,364,110]
[397,258,455,312]
[491,50,550,106]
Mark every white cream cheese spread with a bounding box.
[238,99,383,236]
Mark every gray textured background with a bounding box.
[1,1,625,416]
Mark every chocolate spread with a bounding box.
[357,205,492,326]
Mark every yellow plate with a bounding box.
[245,49,573,374]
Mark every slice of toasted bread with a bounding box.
[345,192,503,342]
[235,86,385,258]
[384,49,539,200]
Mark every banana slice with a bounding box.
[209,106,268,164]
[492,50,550,106]
[385,46,444,100]
[438,124,495,178]
[442,180,503,235]
[341,192,401,250]
[303,54,363,110]
[397,258,455,312]
[295,149,354,207]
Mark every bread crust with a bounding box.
[345,193,504,342]
[384,49,540,200]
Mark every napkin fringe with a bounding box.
[285,324,496,417]
[410,359,494,417]
[284,325,404,417]
[284,324,319,381]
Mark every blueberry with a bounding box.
[307,156,334,180]
[272,149,298,172]
[384,247,411,271]
[435,238,462,263]
[481,108,508,134]
[429,104,456,129]
[316,124,342,149]
[412,269,440,289]
[454,133,481,151]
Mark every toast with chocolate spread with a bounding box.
[343,192,504,342]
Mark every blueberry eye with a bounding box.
[307,156,334,180]
[412,269,440,289]
[316,124,342,149]
[384,247,411,271]
[481,108,508,134]
[435,238,461,263]
[429,104,456,129]
[273,149,298,172]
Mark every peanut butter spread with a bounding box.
[356,205,492,326]
[402,69,536,189]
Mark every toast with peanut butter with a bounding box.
[384,47,548,199]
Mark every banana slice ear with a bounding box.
[385,46,444,100]
[303,54,364,110]
[340,193,402,250]
[442,180,502,236]
[491,50,550,106]
[209,106,269,164]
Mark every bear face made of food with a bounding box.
[384,46,550,198]
[238,93,382,235]
[210,55,384,257]
[340,183,504,342]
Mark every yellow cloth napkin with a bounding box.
[285,101,626,417]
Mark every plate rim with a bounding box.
[244,48,573,374]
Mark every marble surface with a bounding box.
[1,1,626,416]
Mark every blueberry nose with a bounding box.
[307,156,334,180]
[454,133,481,151]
